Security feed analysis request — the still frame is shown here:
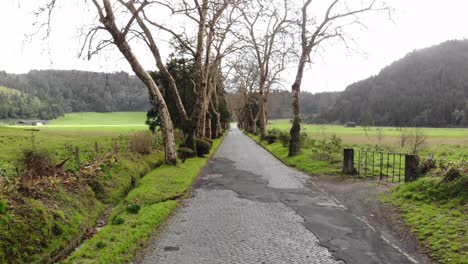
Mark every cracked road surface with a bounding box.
[137,125,419,264]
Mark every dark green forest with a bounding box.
[0,70,148,119]
[321,40,468,127]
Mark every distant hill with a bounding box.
[0,70,150,119]
[320,40,468,127]
[227,90,340,120]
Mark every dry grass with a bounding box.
[127,132,154,155]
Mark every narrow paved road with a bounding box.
[138,125,420,264]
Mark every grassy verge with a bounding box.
[247,133,341,175]
[0,152,164,264]
[63,135,225,263]
[382,174,467,264]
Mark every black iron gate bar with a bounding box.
[355,150,406,182]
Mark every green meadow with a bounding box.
[269,119,468,138]
[0,112,148,163]
[47,112,147,126]
[268,119,468,161]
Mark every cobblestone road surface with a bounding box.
[137,125,419,264]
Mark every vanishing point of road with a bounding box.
[137,125,425,264]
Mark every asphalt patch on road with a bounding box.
[197,157,415,264]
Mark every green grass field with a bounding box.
[0,112,149,163]
[48,112,147,126]
[269,119,468,138]
[268,119,468,161]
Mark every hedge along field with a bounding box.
[268,119,468,161]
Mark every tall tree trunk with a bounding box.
[248,105,257,134]
[191,0,209,139]
[211,97,222,138]
[205,112,212,139]
[125,2,189,125]
[288,56,307,157]
[97,0,178,164]
[197,99,208,137]
[119,47,177,164]
[258,93,267,139]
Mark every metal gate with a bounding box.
[354,150,406,183]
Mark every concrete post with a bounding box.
[405,155,420,182]
[343,148,355,174]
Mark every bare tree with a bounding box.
[87,0,182,164]
[153,1,232,134]
[376,127,384,145]
[399,128,410,148]
[288,0,388,156]
[408,128,427,154]
[139,0,239,147]
[37,0,239,159]
[226,53,260,132]
[238,0,295,138]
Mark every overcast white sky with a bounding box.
[1,0,467,93]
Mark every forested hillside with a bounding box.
[227,90,339,120]
[0,70,149,119]
[322,40,468,127]
[0,86,51,119]
[229,40,468,127]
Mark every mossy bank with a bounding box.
[0,152,164,263]
[61,135,225,263]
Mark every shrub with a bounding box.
[419,159,436,175]
[177,147,195,163]
[19,148,55,178]
[128,132,153,155]
[442,167,461,183]
[202,137,213,145]
[0,161,17,178]
[96,241,106,249]
[110,215,125,225]
[195,138,212,157]
[125,204,141,214]
[267,128,282,136]
[310,134,343,163]
[263,135,277,144]
[278,131,290,147]
[299,132,309,148]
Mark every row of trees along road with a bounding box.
[38,0,387,163]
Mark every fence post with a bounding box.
[405,155,419,182]
[343,148,355,174]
